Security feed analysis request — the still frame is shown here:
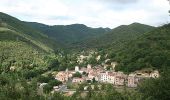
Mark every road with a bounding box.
[58,84,67,92]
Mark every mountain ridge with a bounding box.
[25,21,112,46]
[68,22,155,51]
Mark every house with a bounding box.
[108,72,116,84]
[55,72,69,83]
[80,67,87,73]
[72,77,85,83]
[77,55,85,63]
[75,66,79,72]
[88,71,98,81]
[111,62,117,70]
[99,71,116,84]
[87,64,92,69]
[127,74,138,87]
[77,55,89,63]
[74,66,85,74]
[114,72,126,86]
[95,67,105,74]
[150,70,159,78]
[115,76,125,86]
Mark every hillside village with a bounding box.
[55,65,159,86]
[40,53,160,95]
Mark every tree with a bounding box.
[92,78,96,83]
[94,84,99,91]
[151,56,166,68]
[37,75,50,83]
[43,84,53,93]
[51,92,65,100]
[23,70,38,79]
[0,75,9,85]
[48,59,60,70]
[138,69,170,100]
[48,80,62,86]
[73,72,82,78]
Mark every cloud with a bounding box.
[96,0,138,4]
[0,0,169,28]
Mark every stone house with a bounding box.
[72,77,85,83]
[127,74,138,87]
[115,76,125,86]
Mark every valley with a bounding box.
[0,12,170,100]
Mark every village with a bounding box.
[55,64,159,86]
[51,64,159,95]
[39,54,160,96]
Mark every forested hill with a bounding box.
[114,24,170,73]
[0,12,58,72]
[69,23,155,51]
[25,22,111,45]
[0,12,60,52]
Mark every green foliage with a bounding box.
[0,12,61,52]
[70,23,155,51]
[0,73,43,100]
[48,80,62,86]
[51,92,66,100]
[23,70,38,79]
[0,75,9,85]
[47,59,60,70]
[138,69,170,100]
[73,72,82,78]
[37,75,52,83]
[115,24,170,72]
[92,78,96,83]
[43,84,53,93]
[0,41,49,72]
[25,22,111,46]
[43,80,62,93]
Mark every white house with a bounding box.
[75,66,79,72]
[99,72,116,84]
[150,70,159,78]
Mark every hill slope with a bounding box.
[70,23,155,51]
[114,24,170,72]
[0,12,60,52]
[0,12,57,72]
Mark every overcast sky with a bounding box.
[0,0,169,28]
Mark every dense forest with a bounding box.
[70,23,155,51]
[25,22,111,46]
[114,24,170,73]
